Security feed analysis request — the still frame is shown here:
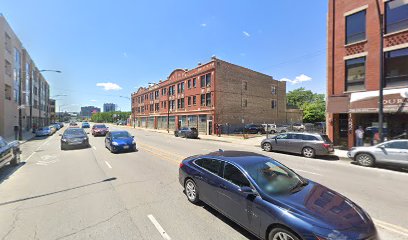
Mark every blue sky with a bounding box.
[2,0,328,112]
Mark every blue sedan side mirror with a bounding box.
[239,186,257,196]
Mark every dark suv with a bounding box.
[244,124,265,134]
[175,127,198,139]
[261,132,334,158]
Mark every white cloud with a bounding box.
[201,23,207,27]
[243,31,250,37]
[90,99,97,102]
[280,74,312,85]
[96,82,123,91]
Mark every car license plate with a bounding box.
[123,145,129,149]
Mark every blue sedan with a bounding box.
[105,131,136,153]
[179,151,377,240]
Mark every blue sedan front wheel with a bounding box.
[269,228,299,240]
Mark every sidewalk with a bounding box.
[3,131,35,144]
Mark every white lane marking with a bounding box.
[374,219,408,237]
[23,134,56,162]
[105,161,112,169]
[93,146,96,150]
[147,215,171,240]
[292,169,323,176]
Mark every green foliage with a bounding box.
[91,112,131,123]
[287,88,326,123]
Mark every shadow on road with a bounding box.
[264,150,341,162]
[0,177,117,207]
[0,162,26,185]
[350,162,408,173]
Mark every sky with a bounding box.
[1,0,328,112]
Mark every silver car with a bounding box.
[261,132,334,158]
[347,140,408,167]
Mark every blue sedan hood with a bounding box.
[263,181,374,232]
[112,137,134,145]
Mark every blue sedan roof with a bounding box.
[203,151,272,167]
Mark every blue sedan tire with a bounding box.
[185,179,200,204]
[268,227,299,240]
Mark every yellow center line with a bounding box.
[138,142,185,165]
[373,219,408,237]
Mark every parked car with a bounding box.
[92,124,109,136]
[82,122,90,128]
[347,139,408,167]
[179,151,377,240]
[60,128,90,150]
[292,123,305,132]
[262,124,288,134]
[261,132,334,158]
[56,122,64,128]
[49,125,57,134]
[105,131,136,153]
[174,127,198,138]
[116,120,127,126]
[51,123,61,130]
[35,127,52,137]
[0,136,21,168]
[244,124,265,134]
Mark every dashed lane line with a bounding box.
[147,215,171,240]
[23,134,56,162]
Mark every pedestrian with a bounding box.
[355,126,364,147]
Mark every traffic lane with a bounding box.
[125,130,408,238]
[89,130,257,240]
[0,129,143,240]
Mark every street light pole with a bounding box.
[375,0,385,142]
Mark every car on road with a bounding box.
[292,123,305,132]
[51,123,61,130]
[92,124,109,136]
[35,127,52,137]
[179,151,377,240]
[82,122,90,128]
[261,132,334,158]
[60,128,90,150]
[0,136,21,169]
[244,124,265,134]
[105,131,136,153]
[69,122,78,127]
[174,127,198,139]
[347,139,408,167]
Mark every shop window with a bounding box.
[386,0,408,34]
[346,10,366,44]
[345,57,366,91]
[385,47,408,87]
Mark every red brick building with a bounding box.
[131,57,299,135]
[327,0,408,148]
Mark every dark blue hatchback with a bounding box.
[105,131,136,153]
[179,151,377,240]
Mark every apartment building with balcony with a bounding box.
[327,0,408,148]
[131,57,299,135]
[0,14,51,139]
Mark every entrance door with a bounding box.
[207,120,212,135]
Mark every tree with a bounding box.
[287,88,326,123]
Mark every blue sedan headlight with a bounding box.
[112,142,119,146]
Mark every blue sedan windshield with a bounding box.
[112,132,131,139]
[244,159,302,195]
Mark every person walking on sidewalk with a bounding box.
[355,126,364,147]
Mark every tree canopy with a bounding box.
[287,87,326,123]
[91,111,131,123]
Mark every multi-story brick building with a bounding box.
[131,57,300,135]
[0,14,50,139]
[327,0,408,148]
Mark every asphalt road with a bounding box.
[0,124,407,240]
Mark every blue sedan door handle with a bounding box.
[219,184,227,189]
[195,175,203,180]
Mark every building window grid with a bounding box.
[271,99,277,109]
[345,57,366,92]
[345,10,366,44]
[385,0,408,34]
[385,47,408,87]
[271,85,277,95]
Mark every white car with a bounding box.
[262,124,288,134]
[292,123,305,132]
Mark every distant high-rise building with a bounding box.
[80,106,100,119]
[103,103,116,112]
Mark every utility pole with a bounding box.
[375,0,385,142]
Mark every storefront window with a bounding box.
[345,57,365,91]
[385,47,408,88]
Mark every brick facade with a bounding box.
[327,0,408,148]
[131,57,294,134]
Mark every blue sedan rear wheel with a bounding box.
[185,179,199,204]
[269,228,299,240]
